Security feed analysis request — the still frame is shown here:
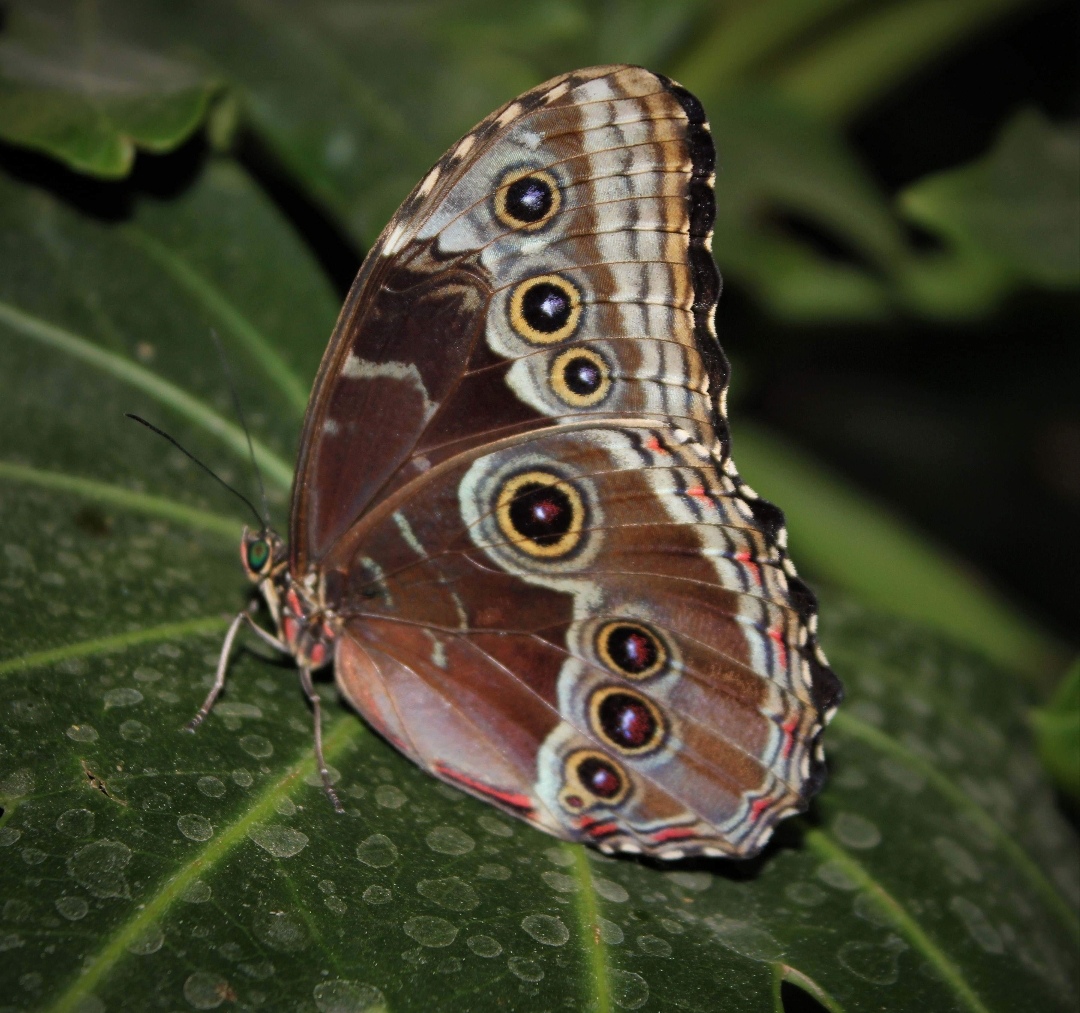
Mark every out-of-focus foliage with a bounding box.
[1033,660,1080,803]
[901,110,1080,314]
[1,0,1072,323]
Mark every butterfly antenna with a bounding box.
[124,413,265,529]
[211,330,271,530]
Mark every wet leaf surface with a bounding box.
[1,151,1077,1012]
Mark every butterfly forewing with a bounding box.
[288,65,840,859]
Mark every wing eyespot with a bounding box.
[596,621,668,680]
[548,347,611,406]
[494,470,586,558]
[589,686,667,756]
[509,274,582,344]
[494,167,561,231]
[559,750,629,811]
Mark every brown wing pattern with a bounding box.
[297,65,841,858]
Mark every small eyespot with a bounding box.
[509,275,581,344]
[596,622,667,680]
[589,686,666,756]
[495,168,561,230]
[495,470,585,558]
[559,749,629,812]
[549,347,611,407]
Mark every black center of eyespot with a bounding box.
[598,692,659,750]
[520,282,572,334]
[507,483,573,545]
[577,756,623,800]
[505,175,553,223]
[247,540,270,571]
[562,356,603,396]
[605,625,659,675]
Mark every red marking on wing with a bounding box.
[767,625,789,668]
[577,814,619,839]
[781,714,800,758]
[649,826,698,843]
[644,437,669,455]
[734,550,762,587]
[434,762,534,815]
[750,796,772,819]
[685,485,708,500]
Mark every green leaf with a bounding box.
[733,426,1066,691]
[0,0,222,177]
[901,110,1080,298]
[1033,660,1080,802]
[1,156,1077,1012]
[85,0,704,245]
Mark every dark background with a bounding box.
[731,0,1079,644]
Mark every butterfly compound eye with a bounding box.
[495,168,561,230]
[246,538,271,574]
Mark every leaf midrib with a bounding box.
[833,709,1080,942]
[806,829,992,1013]
[0,299,293,490]
[44,713,364,1013]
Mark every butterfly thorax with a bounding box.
[241,526,338,670]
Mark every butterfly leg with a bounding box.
[185,605,287,732]
[299,665,345,813]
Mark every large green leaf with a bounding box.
[51,0,704,245]
[0,0,221,177]
[1,158,1078,1011]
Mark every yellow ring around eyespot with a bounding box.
[596,621,668,680]
[559,748,630,811]
[494,167,562,231]
[549,346,611,407]
[509,274,582,345]
[495,470,585,558]
[588,685,667,757]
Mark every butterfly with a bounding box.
[196,64,842,860]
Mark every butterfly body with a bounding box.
[229,65,841,860]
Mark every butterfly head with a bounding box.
[241,526,285,584]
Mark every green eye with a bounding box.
[247,539,270,572]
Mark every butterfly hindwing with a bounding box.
[290,65,840,858]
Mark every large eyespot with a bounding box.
[559,749,629,811]
[509,275,581,344]
[495,168,561,230]
[495,470,585,558]
[549,347,611,407]
[596,621,667,680]
[590,686,666,756]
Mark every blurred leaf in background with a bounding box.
[1034,660,1080,804]
[0,0,1077,1010]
